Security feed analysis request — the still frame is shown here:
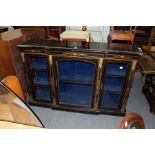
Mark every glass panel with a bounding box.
[105,62,128,76]
[33,71,49,85]
[35,86,51,101]
[59,83,93,106]
[30,57,47,70]
[101,93,121,108]
[58,60,95,83]
[104,77,125,92]
[0,82,43,128]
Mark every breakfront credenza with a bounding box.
[18,39,141,115]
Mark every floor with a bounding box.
[31,72,155,129]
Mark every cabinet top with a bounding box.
[17,39,142,56]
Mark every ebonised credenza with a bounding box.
[18,39,141,115]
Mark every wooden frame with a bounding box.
[24,53,53,107]
[98,59,131,115]
[52,55,99,111]
[119,112,145,129]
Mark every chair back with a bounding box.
[119,112,145,129]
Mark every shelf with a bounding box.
[59,74,94,83]
[105,62,128,76]
[104,74,125,78]
[33,77,49,85]
[104,90,121,95]
[58,82,93,106]
[29,57,47,70]
[33,71,49,85]
[101,93,121,108]
[103,77,125,92]
[30,63,47,70]
[59,80,93,85]
[35,87,51,101]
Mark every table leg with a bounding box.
[82,41,89,48]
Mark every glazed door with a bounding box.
[99,60,130,110]
[25,54,52,105]
[53,55,98,109]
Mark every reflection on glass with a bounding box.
[0,82,43,128]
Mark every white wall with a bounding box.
[66,26,110,43]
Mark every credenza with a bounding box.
[18,39,141,115]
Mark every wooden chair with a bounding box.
[1,75,25,101]
[141,27,155,52]
[108,26,136,51]
[119,112,145,129]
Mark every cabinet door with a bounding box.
[100,61,130,109]
[53,56,98,108]
[25,54,52,103]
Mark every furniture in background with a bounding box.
[134,26,153,47]
[108,26,154,51]
[142,27,155,52]
[0,27,8,33]
[138,52,155,114]
[0,28,46,98]
[17,39,140,116]
[119,112,145,129]
[67,26,107,42]
[46,26,65,39]
[12,26,65,40]
[0,79,43,128]
[60,30,91,48]
[108,26,136,51]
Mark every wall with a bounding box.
[66,26,110,42]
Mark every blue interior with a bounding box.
[103,77,125,92]
[33,71,49,85]
[35,87,51,101]
[58,60,95,82]
[101,93,121,108]
[59,82,93,106]
[105,62,128,76]
[30,57,47,70]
